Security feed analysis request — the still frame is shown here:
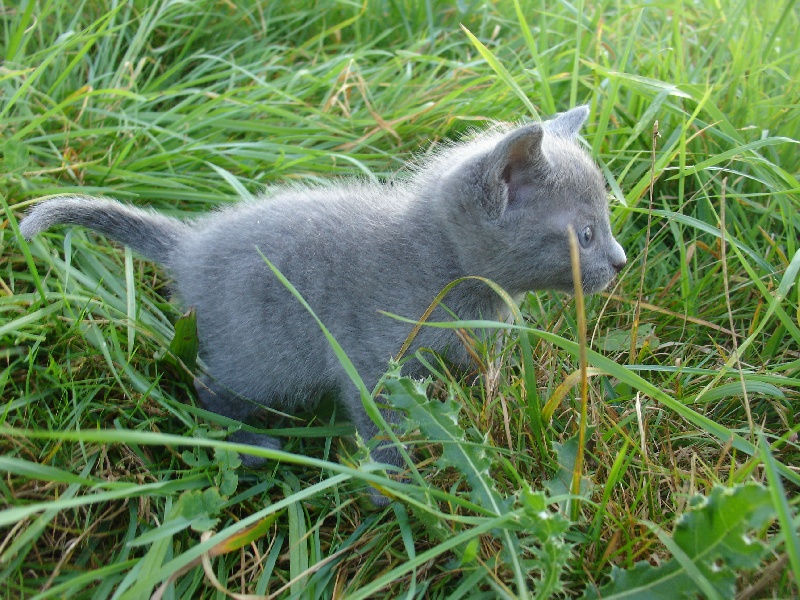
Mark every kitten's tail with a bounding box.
[19,196,190,267]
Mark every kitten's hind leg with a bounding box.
[194,376,282,467]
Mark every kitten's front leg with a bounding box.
[345,396,410,506]
[195,375,282,466]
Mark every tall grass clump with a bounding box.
[1,0,798,598]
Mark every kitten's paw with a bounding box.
[228,430,282,467]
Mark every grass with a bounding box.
[1,0,798,597]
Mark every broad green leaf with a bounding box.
[543,429,595,512]
[176,488,224,532]
[671,483,773,576]
[460,538,480,565]
[385,369,504,513]
[213,447,241,497]
[384,368,534,598]
[584,483,774,599]
[159,307,199,384]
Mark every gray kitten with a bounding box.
[20,106,626,496]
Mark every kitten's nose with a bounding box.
[611,241,626,274]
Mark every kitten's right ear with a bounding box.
[483,124,545,218]
[547,105,589,137]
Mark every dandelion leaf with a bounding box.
[584,483,774,599]
[384,369,506,513]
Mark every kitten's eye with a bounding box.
[579,225,593,248]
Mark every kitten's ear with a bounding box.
[484,124,544,217]
[547,105,589,137]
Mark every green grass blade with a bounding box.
[460,25,539,119]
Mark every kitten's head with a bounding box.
[440,106,626,296]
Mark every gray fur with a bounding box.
[20,106,626,496]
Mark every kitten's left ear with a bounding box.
[547,105,589,137]
[483,124,544,218]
